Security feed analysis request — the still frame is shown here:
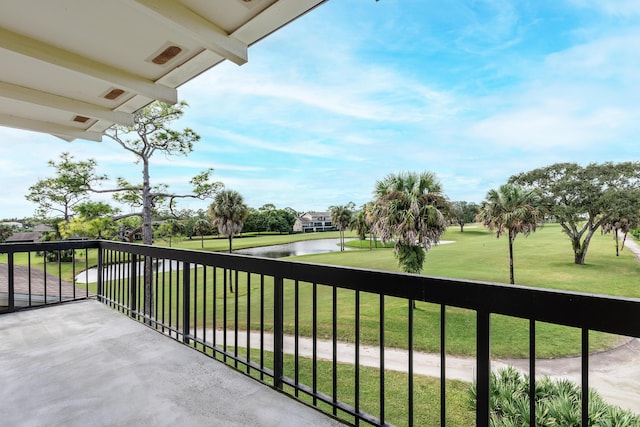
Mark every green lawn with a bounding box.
[203,348,475,427]
[129,267,620,359]
[4,225,638,425]
[4,224,639,359]
[285,223,639,357]
[336,223,640,298]
[0,249,99,285]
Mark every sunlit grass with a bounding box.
[3,223,638,358]
[200,347,475,427]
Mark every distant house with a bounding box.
[293,212,335,233]
[5,224,54,243]
[6,232,44,243]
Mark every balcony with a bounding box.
[2,240,640,426]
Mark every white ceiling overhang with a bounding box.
[0,0,326,142]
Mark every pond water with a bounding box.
[75,259,187,284]
[75,239,354,283]
[235,238,356,258]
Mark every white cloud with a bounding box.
[544,32,640,83]
[467,106,624,150]
[458,24,640,152]
[567,0,640,16]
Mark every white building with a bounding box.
[293,212,335,233]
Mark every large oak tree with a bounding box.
[450,201,480,232]
[510,162,640,265]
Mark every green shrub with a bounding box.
[44,249,74,262]
[469,366,640,427]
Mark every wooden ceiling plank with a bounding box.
[0,27,178,105]
[233,0,326,44]
[132,0,248,65]
[0,113,103,142]
[0,81,134,126]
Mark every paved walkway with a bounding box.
[621,231,640,262]
[205,329,640,414]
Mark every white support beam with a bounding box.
[0,113,103,142]
[233,0,326,44]
[0,81,134,126]
[132,0,248,65]
[0,27,177,104]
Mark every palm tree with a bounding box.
[372,171,448,275]
[208,189,249,254]
[208,189,249,294]
[350,207,369,249]
[330,204,353,251]
[477,183,541,284]
[363,201,378,249]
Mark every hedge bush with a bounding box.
[469,366,640,426]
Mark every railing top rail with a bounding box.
[97,240,640,338]
[0,240,101,254]
[3,239,638,338]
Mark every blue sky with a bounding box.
[2,0,640,219]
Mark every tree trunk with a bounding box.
[573,228,596,265]
[508,231,515,285]
[227,236,234,293]
[141,159,153,246]
[141,158,153,322]
[615,230,619,256]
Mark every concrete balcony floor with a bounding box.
[0,301,344,427]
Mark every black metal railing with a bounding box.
[0,241,97,312]
[2,239,640,426]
